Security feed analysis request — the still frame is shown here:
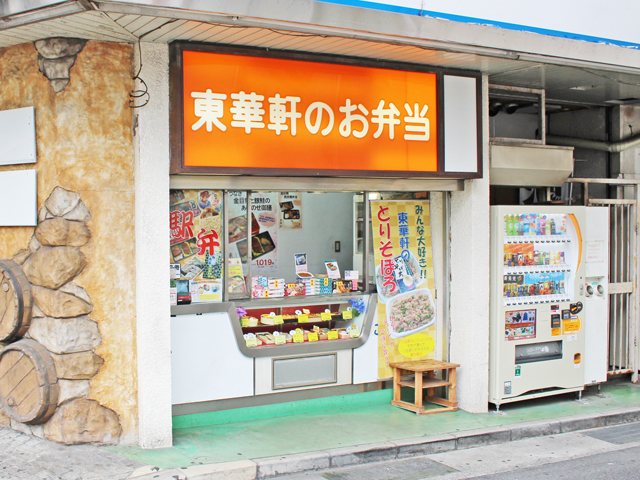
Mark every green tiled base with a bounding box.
[172,389,394,429]
[114,381,640,469]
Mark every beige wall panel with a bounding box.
[0,41,137,441]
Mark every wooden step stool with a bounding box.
[389,359,459,415]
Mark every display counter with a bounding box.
[170,293,378,406]
[171,293,376,357]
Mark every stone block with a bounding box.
[603,409,640,426]
[511,421,562,441]
[29,316,100,354]
[44,187,80,217]
[52,351,103,379]
[59,283,91,303]
[38,206,50,222]
[10,419,31,435]
[29,235,41,253]
[58,379,90,403]
[12,249,30,265]
[455,427,511,449]
[34,38,86,59]
[328,442,397,468]
[30,424,44,438]
[175,461,257,480]
[38,55,76,81]
[44,398,121,445]
[394,435,457,458]
[35,218,91,247]
[255,451,330,478]
[64,200,91,222]
[0,410,10,427]
[32,285,93,318]
[560,415,606,433]
[23,246,87,289]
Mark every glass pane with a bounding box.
[247,191,363,298]
[169,189,224,304]
[227,191,249,298]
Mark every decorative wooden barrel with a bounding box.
[0,339,59,424]
[0,260,32,343]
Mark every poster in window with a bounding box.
[279,192,302,229]
[169,189,223,302]
[370,199,437,379]
[251,192,279,274]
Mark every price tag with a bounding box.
[342,310,353,320]
[308,332,319,342]
[327,330,339,341]
[273,315,283,325]
[293,333,304,343]
[274,334,286,345]
[320,311,332,321]
[245,337,259,348]
[349,327,360,338]
[298,314,310,323]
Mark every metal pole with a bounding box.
[363,191,371,293]
[223,190,230,302]
[246,190,252,297]
[633,186,640,382]
[444,192,451,361]
[625,205,630,368]
[610,205,620,372]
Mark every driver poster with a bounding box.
[370,199,437,379]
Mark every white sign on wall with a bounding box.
[0,170,37,226]
[0,106,36,166]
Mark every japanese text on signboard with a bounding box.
[191,89,430,142]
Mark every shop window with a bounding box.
[169,189,431,304]
[226,190,363,300]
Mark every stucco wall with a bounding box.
[0,41,137,441]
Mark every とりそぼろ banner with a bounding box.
[370,199,437,379]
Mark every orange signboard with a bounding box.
[179,48,439,174]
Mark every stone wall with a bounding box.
[0,40,137,441]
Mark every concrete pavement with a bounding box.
[3,406,639,479]
[272,423,640,479]
[2,387,640,479]
[0,427,142,480]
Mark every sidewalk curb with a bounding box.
[129,407,640,479]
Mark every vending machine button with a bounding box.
[570,302,583,314]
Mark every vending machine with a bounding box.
[489,206,608,409]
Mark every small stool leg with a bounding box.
[448,367,457,406]
[414,370,423,412]
[392,367,401,403]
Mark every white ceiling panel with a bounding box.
[1,9,640,105]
